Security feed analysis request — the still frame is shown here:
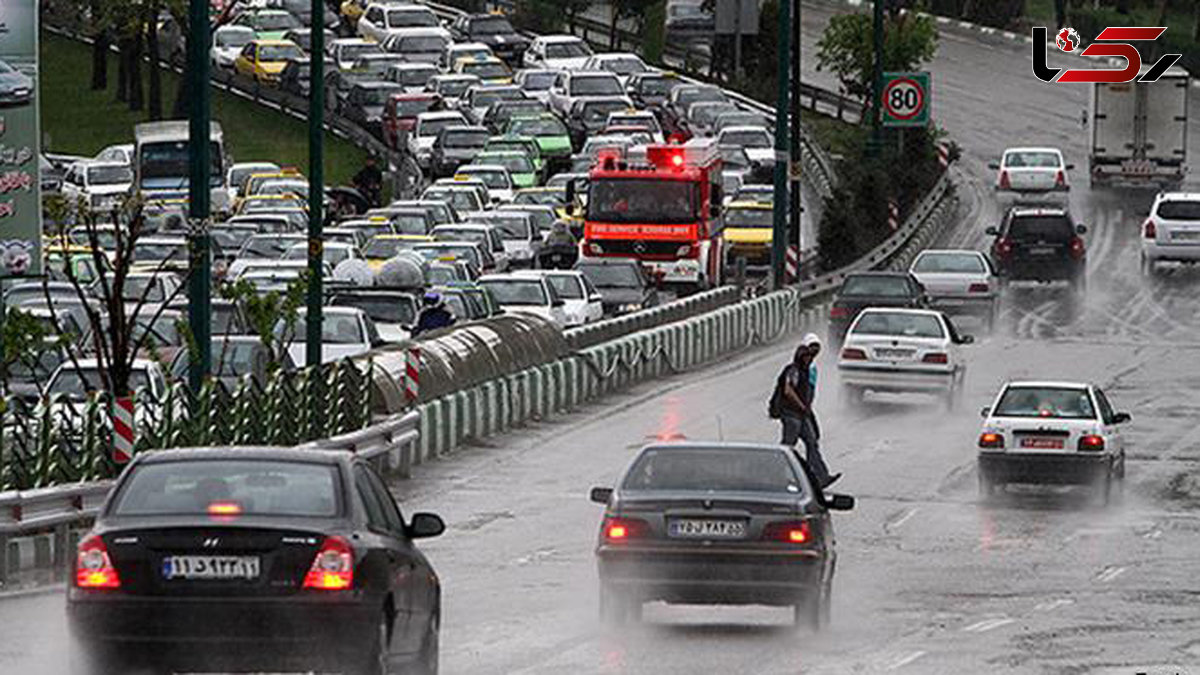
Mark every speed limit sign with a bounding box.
[881,71,931,127]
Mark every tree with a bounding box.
[219,274,310,374]
[147,0,164,120]
[641,0,667,65]
[0,309,75,397]
[89,0,110,91]
[814,11,938,108]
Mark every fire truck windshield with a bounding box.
[588,179,697,224]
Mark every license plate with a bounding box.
[668,519,746,540]
[1020,438,1064,449]
[1122,160,1153,174]
[1028,247,1056,256]
[875,348,915,359]
[162,555,261,580]
[1171,231,1200,241]
[937,298,965,306]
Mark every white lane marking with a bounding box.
[1034,598,1074,612]
[887,508,919,531]
[887,650,928,670]
[962,617,1016,633]
[1144,529,1163,540]
[1096,566,1127,583]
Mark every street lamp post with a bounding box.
[769,0,792,290]
[306,0,325,368]
[186,0,212,392]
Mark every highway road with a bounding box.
[5,3,1200,673]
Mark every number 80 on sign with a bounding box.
[882,71,931,127]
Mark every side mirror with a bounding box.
[407,512,445,539]
[987,161,1000,170]
[985,226,999,236]
[1112,412,1132,424]
[1065,163,1076,170]
[552,298,565,308]
[1075,224,1088,235]
[825,493,855,511]
[589,486,613,504]
[958,335,975,345]
[980,406,990,418]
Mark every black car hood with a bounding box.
[596,287,646,305]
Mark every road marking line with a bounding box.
[1144,529,1163,540]
[887,650,928,670]
[962,617,1015,633]
[1096,566,1127,583]
[886,507,919,531]
[1034,599,1074,612]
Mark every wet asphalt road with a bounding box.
[6,4,1200,673]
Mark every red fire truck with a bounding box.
[579,139,725,292]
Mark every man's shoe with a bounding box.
[821,473,842,489]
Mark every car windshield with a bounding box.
[364,237,420,258]
[435,228,487,245]
[913,253,987,274]
[521,72,556,90]
[599,57,645,75]
[242,235,303,258]
[460,169,508,189]
[588,178,696,223]
[510,118,567,136]
[578,263,640,287]
[852,312,944,339]
[435,78,474,96]
[545,42,591,58]
[394,67,435,86]
[256,13,299,30]
[359,85,404,105]
[840,276,912,297]
[515,189,564,206]
[483,154,533,173]
[388,9,438,27]
[580,101,627,124]
[482,216,530,240]
[623,448,802,493]
[132,317,182,346]
[50,368,152,399]
[277,313,363,344]
[1155,200,1200,220]
[482,280,547,305]
[572,76,622,96]
[112,460,340,518]
[1008,215,1074,241]
[544,275,583,299]
[419,116,466,137]
[637,76,678,96]
[993,386,1096,419]
[415,244,479,266]
[216,29,253,48]
[284,244,351,265]
[229,164,278,190]
[355,57,401,77]
[471,16,514,34]
[399,36,448,52]
[725,207,772,228]
[134,242,186,262]
[212,227,255,251]
[86,164,133,185]
[1003,151,1061,168]
[463,62,509,79]
[259,44,303,61]
[721,130,771,148]
[69,228,118,250]
[332,294,417,324]
[123,276,169,302]
[443,129,489,148]
[677,87,725,107]
[388,214,427,235]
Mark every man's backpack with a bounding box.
[767,365,791,419]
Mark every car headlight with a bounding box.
[616,303,642,314]
[11,88,29,98]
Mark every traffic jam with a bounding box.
[8,0,1200,672]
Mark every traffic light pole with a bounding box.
[789,0,802,278]
[769,0,792,290]
[187,0,212,392]
[305,0,325,368]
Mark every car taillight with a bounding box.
[829,306,850,319]
[978,432,1004,449]
[603,517,648,542]
[1143,218,1157,239]
[76,535,120,589]
[968,283,989,293]
[1069,236,1085,259]
[995,238,1013,260]
[999,170,1010,189]
[762,520,813,544]
[1078,434,1105,451]
[1055,169,1065,187]
[922,352,948,364]
[303,536,354,590]
[840,347,867,360]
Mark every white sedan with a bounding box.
[837,308,973,408]
[513,270,603,326]
[988,146,1072,200]
[281,307,382,366]
[908,249,999,331]
[976,381,1129,503]
[478,274,568,327]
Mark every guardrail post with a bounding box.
[0,533,9,585]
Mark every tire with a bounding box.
[407,614,439,675]
[978,470,996,498]
[1101,467,1114,506]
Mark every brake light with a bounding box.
[76,535,120,589]
[995,238,1013,260]
[922,352,948,364]
[999,170,1010,189]
[1069,236,1085,259]
[840,347,867,360]
[302,536,354,590]
[207,501,242,517]
[1143,218,1156,239]
[1078,434,1105,451]
[1055,169,1065,187]
[968,283,989,293]
[829,306,850,319]
[603,517,647,542]
[762,521,812,544]
[978,432,1004,449]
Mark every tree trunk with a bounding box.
[129,26,144,112]
[147,1,163,120]
[116,38,129,103]
[609,3,619,50]
[91,29,109,90]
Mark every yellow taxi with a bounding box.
[340,0,368,28]
[722,201,775,268]
[234,39,305,84]
[452,55,512,85]
[42,238,113,284]
[363,234,433,272]
[235,194,307,216]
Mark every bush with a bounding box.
[510,0,565,34]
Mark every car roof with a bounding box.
[915,249,986,257]
[857,307,942,318]
[1003,147,1063,154]
[1003,381,1091,390]
[1009,207,1068,217]
[479,274,543,283]
[845,271,911,279]
[417,111,468,121]
[1154,192,1200,201]
[637,441,789,455]
[720,125,770,135]
[62,357,159,370]
[134,446,351,465]
[538,34,586,44]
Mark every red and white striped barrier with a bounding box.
[405,346,421,404]
[785,245,800,282]
[937,143,950,169]
[888,200,900,231]
[111,397,135,464]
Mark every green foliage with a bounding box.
[510,0,569,34]
[1,308,73,392]
[815,11,939,104]
[642,0,667,64]
[219,272,309,372]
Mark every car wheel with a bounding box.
[1140,255,1155,276]
[978,469,996,498]
[351,608,391,675]
[70,645,125,675]
[1101,467,1114,506]
[407,612,439,675]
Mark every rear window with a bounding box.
[912,253,986,274]
[840,276,912,297]
[851,312,944,339]
[113,460,340,517]
[1003,151,1061,168]
[622,448,802,493]
[993,386,1095,420]
[1008,215,1073,241]
[1155,200,1200,220]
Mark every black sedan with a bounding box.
[590,442,854,628]
[828,271,929,345]
[0,59,33,107]
[68,447,444,674]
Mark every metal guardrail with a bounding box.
[0,411,420,584]
[564,286,739,350]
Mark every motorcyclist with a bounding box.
[412,291,456,337]
[537,220,578,269]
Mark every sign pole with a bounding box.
[306,0,325,369]
[186,0,212,392]
[789,0,802,281]
[869,0,885,157]
[770,0,791,290]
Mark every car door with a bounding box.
[580,274,603,322]
[360,5,382,40]
[1092,388,1124,457]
